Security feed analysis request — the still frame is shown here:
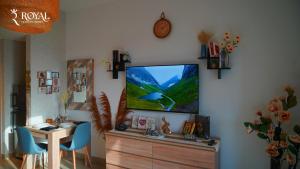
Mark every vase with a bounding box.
[219,50,229,68]
[200,44,208,58]
[271,157,281,169]
[59,108,68,123]
[271,126,283,169]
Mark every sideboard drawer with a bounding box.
[106,135,152,157]
[153,143,216,168]
[153,159,201,169]
[106,150,152,169]
[106,164,125,169]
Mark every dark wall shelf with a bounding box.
[198,56,208,60]
[217,68,231,79]
[198,56,231,79]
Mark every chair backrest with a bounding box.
[16,127,39,154]
[70,122,91,150]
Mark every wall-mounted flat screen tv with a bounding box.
[126,64,199,114]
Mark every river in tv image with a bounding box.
[126,64,199,113]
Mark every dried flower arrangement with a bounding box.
[60,90,70,112]
[244,86,300,169]
[115,89,131,126]
[198,31,213,44]
[91,89,131,137]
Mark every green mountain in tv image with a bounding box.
[126,65,199,113]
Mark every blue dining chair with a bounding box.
[60,122,92,169]
[16,127,47,169]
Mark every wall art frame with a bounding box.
[67,58,94,111]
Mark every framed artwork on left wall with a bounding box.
[37,70,60,95]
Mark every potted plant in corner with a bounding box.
[244,86,300,169]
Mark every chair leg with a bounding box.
[72,150,76,169]
[84,147,93,169]
[63,151,67,157]
[33,154,37,169]
[42,153,45,169]
[60,150,63,160]
[20,154,27,169]
[84,152,87,166]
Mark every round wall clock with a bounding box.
[153,12,172,39]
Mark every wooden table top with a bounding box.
[26,125,76,139]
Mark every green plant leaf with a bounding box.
[288,145,298,155]
[287,95,297,109]
[244,122,253,128]
[294,125,300,135]
[288,136,300,147]
[261,117,272,125]
[244,122,252,128]
[257,133,268,140]
[259,124,269,134]
[286,88,294,96]
[244,122,250,127]
[281,99,288,111]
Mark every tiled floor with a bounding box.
[0,155,106,169]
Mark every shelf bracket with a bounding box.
[218,69,222,79]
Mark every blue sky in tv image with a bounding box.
[144,65,185,86]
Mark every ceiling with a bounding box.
[60,0,113,12]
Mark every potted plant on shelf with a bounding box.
[244,86,300,169]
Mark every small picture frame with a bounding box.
[46,71,52,79]
[182,121,195,135]
[37,71,46,79]
[46,86,52,94]
[37,70,60,95]
[39,87,46,94]
[208,42,220,57]
[74,84,82,92]
[146,117,156,130]
[53,78,58,86]
[72,72,82,80]
[138,116,147,129]
[51,72,59,78]
[46,79,53,86]
[195,115,210,139]
[52,86,59,93]
[131,115,139,129]
[39,78,46,87]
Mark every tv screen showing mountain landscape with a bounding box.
[126,64,199,113]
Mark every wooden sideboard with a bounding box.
[105,130,220,169]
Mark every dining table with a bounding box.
[25,124,75,169]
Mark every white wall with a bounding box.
[0,40,3,154]
[1,40,26,154]
[28,13,66,125]
[65,0,300,168]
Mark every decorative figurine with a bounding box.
[160,117,171,134]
